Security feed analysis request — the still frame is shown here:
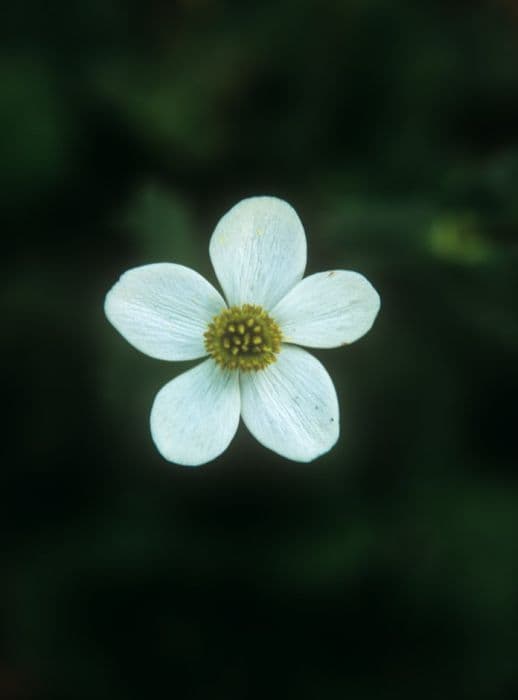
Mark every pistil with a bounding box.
[204,304,282,371]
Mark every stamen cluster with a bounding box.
[204,304,282,371]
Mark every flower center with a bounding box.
[204,304,282,371]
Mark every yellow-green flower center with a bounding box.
[204,304,282,371]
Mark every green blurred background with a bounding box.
[3,0,518,698]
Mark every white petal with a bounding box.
[105,263,226,361]
[240,346,339,462]
[209,196,307,309]
[150,359,240,466]
[271,270,380,348]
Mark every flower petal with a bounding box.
[271,270,380,348]
[209,196,307,309]
[105,263,226,361]
[150,359,240,466]
[240,346,339,462]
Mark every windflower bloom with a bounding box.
[105,196,380,466]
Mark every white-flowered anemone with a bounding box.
[104,196,380,466]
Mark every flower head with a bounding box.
[104,196,380,466]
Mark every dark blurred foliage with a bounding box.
[2,0,518,698]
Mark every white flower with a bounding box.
[104,196,380,466]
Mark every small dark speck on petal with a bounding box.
[327,271,336,277]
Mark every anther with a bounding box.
[204,303,282,371]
